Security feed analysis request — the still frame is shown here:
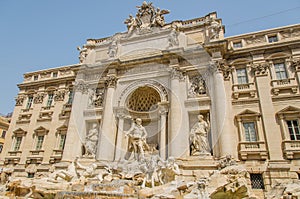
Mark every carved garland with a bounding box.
[250,62,270,76]
[15,95,25,106]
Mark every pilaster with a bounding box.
[251,62,283,160]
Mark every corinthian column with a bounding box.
[97,75,117,161]
[210,60,235,157]
[169,60,189,158]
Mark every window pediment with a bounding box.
[236,109,261,120]
[34,126,49,135]
[277,106,300,119]
[13,128,27,136]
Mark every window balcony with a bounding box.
[232,83,256,99]
[37,111,53,122]
[26,150,44,164]
[59,103,72,120]
[271,78,298,96]
[282,140,300,159]
[16,113,32,124]
[49,149,63,163]
[5,151,22,164]
[238,141,268,160]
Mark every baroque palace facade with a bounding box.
[1,2,300,198]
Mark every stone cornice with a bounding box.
[17,76,75,89]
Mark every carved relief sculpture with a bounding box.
[188,76,206,97]
[189,114,211,156]
[87,88,104,108]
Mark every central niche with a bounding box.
[127,86,161,112]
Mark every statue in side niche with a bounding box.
[83,123,98,158]
[189,114,211,156]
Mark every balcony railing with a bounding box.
[239,141,268,160]
[282,140,300,159]
[271,78,298,95]
[232,83,256,99]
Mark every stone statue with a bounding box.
[74,157,98,181]
[209,18,222,40]
[168,29,179,48]
[152,8,169,27]
[83,123,98,158]
[124,118,148,161]
[108,39,118,58]
[77,45,88,63]
[49,161,77,183]
[158,156,180,184]
[124,14,138,35]
[189,114,210,155]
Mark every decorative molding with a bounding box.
[33,93,45,104]
[250,62,270,76]
[288,57,300,71]
[15,95,25,106]
[54,90,66,101]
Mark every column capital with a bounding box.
[288,57,300,71]
[105,75,118,88]
[250,62,270,76]
[74,80,89,94]
[209,59,231,80]
[170,67,185,81]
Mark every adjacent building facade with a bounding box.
[1,3,300,195]
[0,116,10,154]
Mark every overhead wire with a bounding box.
[227,6,300,27]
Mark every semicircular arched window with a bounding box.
[127,86,161,112]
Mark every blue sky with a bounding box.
[0,0,299,115]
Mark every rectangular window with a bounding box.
[33,75,38,81]
[14,137,22,151]
[268,35,278,43]
[287,120,300,140]
[233,42,242,48]
[36,135,44,150]
[0,144,3,153]
[1,131,6,138]
[236,68,248,84]
[26,96,33,109]
[46,93,54,107]
[243,122,257,142]
[274,63,288,80]
[59,134,66,150]
[67,91,74,104]
[250,174,265,189]
[52,72,58,78]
